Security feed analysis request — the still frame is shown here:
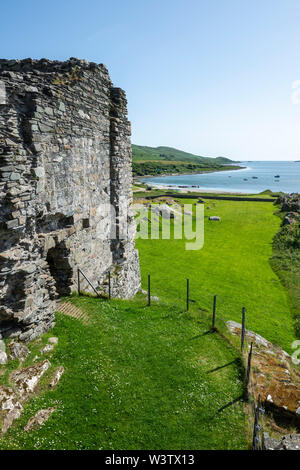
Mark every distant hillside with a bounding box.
[132,144,241,177]
[132,144,235,165]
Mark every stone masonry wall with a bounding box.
[0,58,140,341]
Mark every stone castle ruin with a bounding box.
[0,58,141,341]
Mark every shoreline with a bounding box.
[136,164,251,194]
[136,164,245,182]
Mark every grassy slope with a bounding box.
[136,199,296,352]
[0,297,247,450]
[132,145,242,177]
[132,144,234,164]
[271,212,300,338]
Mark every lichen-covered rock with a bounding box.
[49,366,64,388]
[263,432,300,450]
[9,341,30,360]
[263,432,283,450]
[0,385,23,433]
[226,321,300,420]
[24,407,56,432]
[0,57,141,342]
[10,360,50,401]
[226,320,272,348]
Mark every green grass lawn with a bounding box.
[0,297,247,450]
[136,199,296,352]
[1,197,292,450]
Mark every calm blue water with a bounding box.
[142,161,300,194]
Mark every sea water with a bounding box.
[142,161,300,194]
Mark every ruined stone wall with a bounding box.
[0,58,140,341]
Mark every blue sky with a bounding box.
[2,0,300,161]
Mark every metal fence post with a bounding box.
[108,271,111,300]
[148,274,151,306]
[252,394,264,450]
[187,278,189,311]
[246,342,253,392]
[77,268,80,296]
[212,295,217,330]
[241,307,246,351]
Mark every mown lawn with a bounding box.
[0,297,247,450]
[136,199,296,352]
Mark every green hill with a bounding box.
[132,144,241,177]
[132,144,235,165]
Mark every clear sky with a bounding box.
[2,0,300,161]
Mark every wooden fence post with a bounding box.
[241,307,246,351]
[212,295,217,330]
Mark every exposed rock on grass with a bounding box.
[10,360,51,401]
[40,344,54,354]
[9,341,30,361]
[49,366,64,388]
[24,407,56,432]
[0,385,23,434]
[227,320,272,348]
[226,321,300,421]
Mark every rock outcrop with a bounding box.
[277,193,300,213]
[263,432,300,450]
[0,58,141,342]
[226,321,300,422]
[24,407,56,432]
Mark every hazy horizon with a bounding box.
[2,0,300,162]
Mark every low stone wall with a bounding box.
[146,194,276,202]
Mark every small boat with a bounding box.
[243,178,248,181]
[252,176,258,179]
[274,175,280,178]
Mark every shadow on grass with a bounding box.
[216,394,244,414]
[207,358,240,374]
[190,330,214,340]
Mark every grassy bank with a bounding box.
[271,209,300,338]
[0,297,247,450]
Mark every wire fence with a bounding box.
[77,267,266,450]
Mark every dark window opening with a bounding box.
[46,241,73,297]
[82,218,90,229]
